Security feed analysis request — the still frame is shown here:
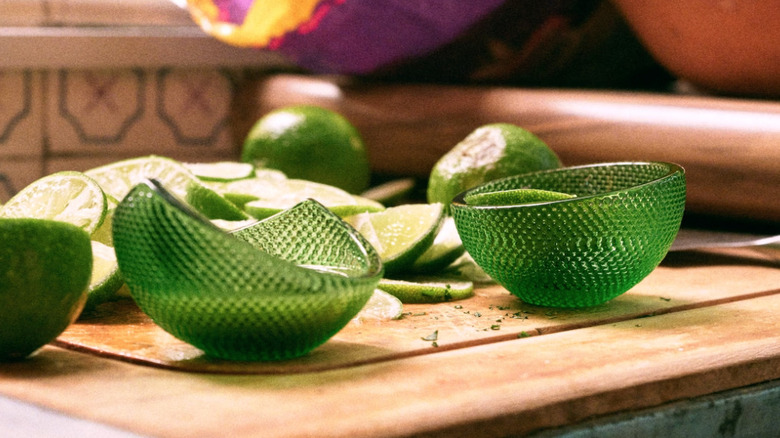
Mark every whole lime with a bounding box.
[427,123,562,205]
[242,105,371,194]
[0,218,92,361]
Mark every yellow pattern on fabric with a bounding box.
[186,0,322,47]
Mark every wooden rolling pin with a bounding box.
[233,74,780,223]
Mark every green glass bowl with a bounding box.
[450,162,686,308]
[112,179,383,361]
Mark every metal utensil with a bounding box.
[670,229,780,260]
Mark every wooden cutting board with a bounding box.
[54,248,780,375]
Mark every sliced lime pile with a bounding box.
[345,203,444,274]
[377,278,474,304]
[85,155,196,200]
[85,155,243,221]
[184,161,255,182]
[0,171,107,235]
[464,188,575,206]
[229,178,384,219]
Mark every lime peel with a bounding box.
[464,188,575,206]
[377,278,474,304]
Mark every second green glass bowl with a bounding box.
[112,179,383,361]
[450,162,686,308]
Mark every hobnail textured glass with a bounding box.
[112,179,383,361]
[451,162,686,308]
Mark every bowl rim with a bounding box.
[118,179,385,286]
[450,161,685,210]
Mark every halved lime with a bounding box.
[410,217,465,274]
[0,171,107,235]
[377,278,474,303]
[464,188,575,206]
[0,218,91,360]
[345,203,444,274]
[83,240,123,312]
[353,289,404,321]
[428,123,562,205]
[184,161,256,182]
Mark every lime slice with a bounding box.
[1,171,107,235]
[241,179,384,219]
[185,180,248,221]
[345,203,444,274]
[464,188,575,206]
[360,178,416,206]
[85,155,198,201]
[410,217,465,274]
[84,240,123,312]
[353,289,404,322]
[184,161,256,182]
[377,278,474,303]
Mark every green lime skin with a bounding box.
[428,123,562,205]
[0,218,92,361]
[242,105,371,194]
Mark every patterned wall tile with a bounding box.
[47,68,239,160]
[0,157,44,203]
[0,70,44,157]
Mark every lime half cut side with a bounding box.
[85,155,198,201]
[0,171,107,235]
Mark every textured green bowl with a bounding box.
[451,162,686,308]
[112,179,383,361]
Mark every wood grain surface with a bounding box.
[233,74,780,222]
[53,248,780,376]
[0,249,778,437]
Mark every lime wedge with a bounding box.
[353,289,404,322]
[377,278,474,303]
[84,240,123,312]
[410,217,465,274]
[184,161,256,182]
[464,188,575,206]
[239,179,384,219]
[0,171,107,235]
[345,203,444,274]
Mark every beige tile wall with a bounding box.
[0,0,290,202]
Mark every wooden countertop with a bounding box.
[1,246,778,437]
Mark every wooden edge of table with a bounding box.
[1,285,779,437]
